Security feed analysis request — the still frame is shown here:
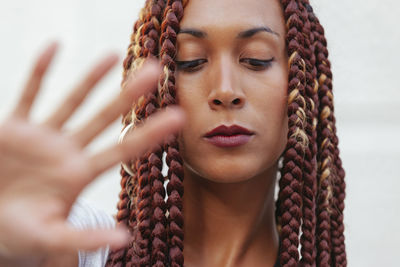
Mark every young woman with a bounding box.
[0,0,346,266]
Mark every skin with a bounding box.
[0,43,185,267]
[0,0,288,265]
[175,0,288,266]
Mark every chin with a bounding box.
[183,156,270,184]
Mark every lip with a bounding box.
[203,124,254,148]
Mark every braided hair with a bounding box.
[106,0,346,266]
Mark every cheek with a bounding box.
[175,73,205,143]
[276,66,289,154]
[175,73,206,163]
[251,65,289,157]
[176,72,204,112]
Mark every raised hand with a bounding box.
[0,42,185,265]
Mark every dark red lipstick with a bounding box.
[204,125,254,147]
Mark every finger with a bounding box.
[69,59,162,147]
[44,223,129,254]
[87,107,185,181]
[12,42,59,119]
[42,54,119,129]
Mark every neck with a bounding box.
[183,164,279,267]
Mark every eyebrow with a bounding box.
[237,27,280,38]
[178,26,280,39]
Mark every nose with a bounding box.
[208,58,245,110]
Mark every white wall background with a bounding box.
[0,0,399,266]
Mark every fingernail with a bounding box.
[40,41,59,62]
[46,41,59,54]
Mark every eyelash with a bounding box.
[176,58,274,72]
[240,58,274,70]
[176,59,207,73]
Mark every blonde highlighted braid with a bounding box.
[106,0,167,266]
[107,0,346,266]
[276,0,311,266]
[307,2,347,266]
[105,3,149,266]
[297,0,319,265]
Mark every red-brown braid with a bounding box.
[331,135,346,267]
[105,168,134,267]
[307,4,347,266]
[130,2,170,266]
[128,1,168,266]
[309,5,335,267]
[330,118,346,266]
[148,145,169,267]
[297,0,319,265]
[106,1,167,266]
[277,0,309,266]
[159,1,185,266]
[315,14,342,267]
[105,3,150,266]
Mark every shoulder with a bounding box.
[67,197,116,267]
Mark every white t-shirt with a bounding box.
[67,198,115,267]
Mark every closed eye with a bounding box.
[176,59,207,72]
[176,58,274,72]
[240,58,274,71]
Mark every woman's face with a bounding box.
[175,0,288,183]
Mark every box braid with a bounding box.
[131,1,169,265]
[306,3,347,266]
[297,0,319,265]
[305,3,333,266]
[159,1,187,266]
[106,0,168,266]
[105,0,345,266]
[276,0,347,266]
[105,3,148,266]
[276,0,311,266]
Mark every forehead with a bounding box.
[180,0,285,36]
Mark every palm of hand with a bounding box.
[0,43,185,262]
